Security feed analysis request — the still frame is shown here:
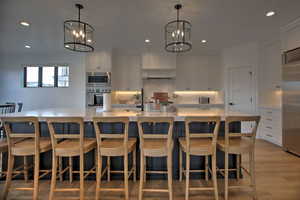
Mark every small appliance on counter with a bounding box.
[198,96,210,104]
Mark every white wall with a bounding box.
[222,42,259,112]
[0,52,86,111]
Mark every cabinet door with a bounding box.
[86,51,112,72]
[112,55,141,90]
[176,55,221,91]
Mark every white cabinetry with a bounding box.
[258,41,281,107]
[86,51,112,72]
[142,52,176,69]
[112,55,141,90]
[258,108,282,146]
[176,55,221,91]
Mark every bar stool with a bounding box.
[217,116,260,200]
[46,117,97,200]
[137,117,174,200]
[0,139,31,181]
[93,117,136,200]
[0,117,52,200]
[179,116,221,200]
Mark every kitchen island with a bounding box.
[0,108,258,180]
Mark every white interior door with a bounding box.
[228,66,255,113]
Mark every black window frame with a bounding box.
[23,65,69,88]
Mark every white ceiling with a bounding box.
[1,0,300,55]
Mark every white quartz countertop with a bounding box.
[0,108,259,121]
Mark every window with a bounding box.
[42,66,55,87]
[25,66,39,87]
[57,66,69,87]
[24,65,69,88]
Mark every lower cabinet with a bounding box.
[258,107,282,146]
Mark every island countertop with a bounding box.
[0,107,259,121]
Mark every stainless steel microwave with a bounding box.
[86,72,111,87]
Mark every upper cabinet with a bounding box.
[175,55,221,91]
[258,41,281,108]
[142,52,176,69]
[85,50,112,72]
[112,54,141,91]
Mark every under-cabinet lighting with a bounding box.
[115,91,141,95]
[174,91,218,95]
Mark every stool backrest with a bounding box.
[137,117,174,149]
[93,117,129,150]
[225,116,261,147]
[185,116,221,153]
[46,117,84,152]
[1,117,40,154]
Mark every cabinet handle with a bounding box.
[266,134,273,137]
[266,118,272,121]
[266,126,272,129]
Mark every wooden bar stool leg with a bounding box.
[24,156,29,182]
[250,150,257,200]
[59,156,63,182]
[107,156,111,181]
[167,151,173,200]
[224,152,229,200]
[33,154,40,200]
[124,153,129,200]
[138,154,145,200]
[133,148,136,182]
[1,153,14,199]
[205,155,209,181]
[212,153,219,200]
[95,152,102,200]
[185,153,190,200]
[80,153,85,200]
[237,154,241,180]
[49,154,58,200]
[179,147,182,182]
[69,156,73,183]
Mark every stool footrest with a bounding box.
[145,170,167,174]
[54,188,80,192]
[189,187,214,191]
[15,187,34,191]
[142,188,169,193]
[96,188,124,192]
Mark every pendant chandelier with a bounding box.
[64,4,94,52]
[165,4,192,53]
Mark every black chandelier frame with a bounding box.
[64,4,94,52]
[165,4,192,53]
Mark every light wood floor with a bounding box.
[1,139,300,200]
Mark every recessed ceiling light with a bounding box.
[65,45,70,48]
[87,39,92,43]
[145,39,150,43]
[201,40,207,43]
[20,21,30,27]
[25,45,31,48]
[266,11,275,17]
